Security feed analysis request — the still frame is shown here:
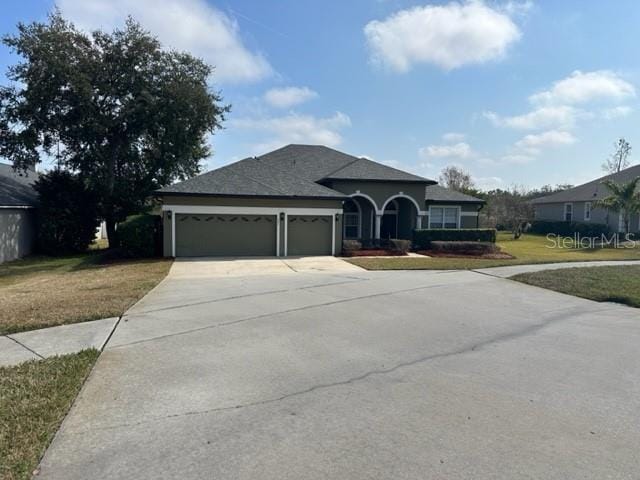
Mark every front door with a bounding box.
[380,213,397,239]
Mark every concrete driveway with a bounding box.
[37,260,640,479]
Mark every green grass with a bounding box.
[0,350,100,480]
[0,253,172,335]
[512,265,640,308]
[347,232,640,270]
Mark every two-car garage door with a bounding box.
[174,213,333,257]
[176,214,277,257]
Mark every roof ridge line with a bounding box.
[254,155,345,196]
[234,158,290,196]
[319,157,362,181]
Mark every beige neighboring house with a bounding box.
[155,144,485,257]
[531,164,640,233]
[0,162,38,263]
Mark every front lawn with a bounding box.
[0,253,172,335]
[347,232,640,270]
[512,265,640,308]
[0,350,99,480]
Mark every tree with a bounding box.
[0,12,229,247]
[481,186,533,239]
[33,170,99,254]
[594,177,640,234]
[602,138,632,174]
[439,165,475,193]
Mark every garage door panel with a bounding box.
[176,214,276,257]
[287,215,332,256]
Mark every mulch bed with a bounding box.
[416,250,515,260]
[342,249,408,257]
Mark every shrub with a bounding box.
[342,240,362,252]
[33,170,99,255]
[118,214,162,257]
[388,239,411,253]
[413,228,496,248]
[529,220,612,237]
[430,241,498,255]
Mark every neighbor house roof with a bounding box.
[157,144,434,199]
[530,164,640,204]
[425,184,485,204]
[0,162,39,207]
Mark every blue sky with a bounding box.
[1,0,639,190]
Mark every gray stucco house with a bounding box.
[156,144,484,257]
[0,162,38,263]
[531,164,640,233]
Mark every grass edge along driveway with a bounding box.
[0,253,172,335]
[0,350,100,480]
[346,233,640,270]
[511,265,640,308]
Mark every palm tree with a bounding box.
[595,177,640,234]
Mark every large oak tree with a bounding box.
[0,12,229,246]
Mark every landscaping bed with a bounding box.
[416,250,515,260]
[0,350,99,480]
[347,232,640,270]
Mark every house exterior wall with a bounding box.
[534,202,640,232]
[422,204,481,230]
[0,208,36,264]
[324,180,427,213]
[159,195,343,257]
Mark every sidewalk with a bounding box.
[474,260,640,278]
[0,317,119,367]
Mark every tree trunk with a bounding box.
[105,217,119,249]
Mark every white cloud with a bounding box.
[514,130,576,153]
[59,0,272,83]
[529,70,636,106]
[442,132,466,142]
[364,1,522,72]
[601,105,633,120]
[475,176,505,190]
[483,105,581,130]
[232,112,351,153]
[419,142,475,159]
[263,87,318,109]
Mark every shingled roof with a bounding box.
[531,164,640,204]
[158,144,434,198]
[0,163,39,207]
[425,184,484,204]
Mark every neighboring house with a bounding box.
[156,144,485,257]
[0,162,38,263]
[531,164,640,233]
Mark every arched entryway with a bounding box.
[380,196,419,240]
[343,195,377,242]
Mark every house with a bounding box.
[531,164,640,233]
[156,144,485,257]
[0,162,38,263]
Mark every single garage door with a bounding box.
[176,214,277,257]
[287,215,333,256]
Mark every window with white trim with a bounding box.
[564,203,573,222]
[344,213,360,239]
[584,202,591,221]
[429,207,459,229]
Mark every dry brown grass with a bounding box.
[0,254,172,335]
[0,350,99,480]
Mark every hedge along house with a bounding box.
[156,145,485,257]
[531,164,640,233]
[0,162,38,263]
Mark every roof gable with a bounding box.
[531,164,640,204]
[0,163,38,207]
[158,144,434,198]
